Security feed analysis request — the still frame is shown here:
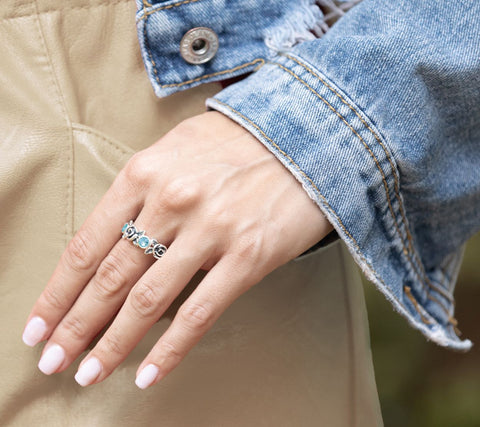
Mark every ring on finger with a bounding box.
[121,220,167,259]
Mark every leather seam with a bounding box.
[33,0,74,245]
[0,0,132,20]
[71,125,135,157]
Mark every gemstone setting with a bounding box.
[138,236,150,248]
[120,220,167,259]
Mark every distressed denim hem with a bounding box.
[206,56,473,351]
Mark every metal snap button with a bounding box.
[180,27,219,65]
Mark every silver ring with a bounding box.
[121,220,167,259]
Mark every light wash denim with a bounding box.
[135,0,480,351]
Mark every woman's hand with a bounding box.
[22,111,332,389]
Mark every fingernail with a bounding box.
[38,344,65,375]
[23,316,47,347]
[75,357,102,387]
[135,364,159,390]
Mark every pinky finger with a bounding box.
[134,255,253,389]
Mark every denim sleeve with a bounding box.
[136,0,479,350]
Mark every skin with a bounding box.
[23,111,332,388]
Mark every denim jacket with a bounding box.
[135,0,480,350]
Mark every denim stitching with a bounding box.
[285,53,454,304]
[141,5,265,89]
[271,62,401,245]
[440,263,451,291]
[282,54,455,305]
[270,61,452,311]
[427,292,452,317]
[428,272,459,332]
[283,59,418,257]
[140,0,201,19]
[405,286,434,324]
[212,98,434,327]
[283,54,413,248]
[139,2,449,324]
[160,59,265,89]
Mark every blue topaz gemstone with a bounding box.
[121,223,128,233]
[138,236,150,248]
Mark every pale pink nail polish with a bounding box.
[22,316,48,347]
[38,344,65,375]
[135,364,159,390]
[75,357,102,387]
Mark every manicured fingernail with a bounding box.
[135,364,159,390]
[75,357,102,387]
[23,316,47,347]
[38,344,65,375]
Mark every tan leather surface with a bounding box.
[0,1,383,425]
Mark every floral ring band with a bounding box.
[121,220,167,260]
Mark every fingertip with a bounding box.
[38,344,65,375]
[135,364,159,390]
[22,316,48,347]
[74,357,103,387]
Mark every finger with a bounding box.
[36,209,176,375]
[22,169,144,348]
[73,231,210,387]
[134,254,253,390]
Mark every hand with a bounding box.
[22,111,332,389]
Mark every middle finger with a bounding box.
[73,227,210,386]
[37,214,176,375]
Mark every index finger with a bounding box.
[22,171,143,347]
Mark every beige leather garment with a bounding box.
[0,1,383,425]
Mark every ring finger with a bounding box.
[73,228,212,386]
[37,211,177,375]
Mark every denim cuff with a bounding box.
[206,53,472,351]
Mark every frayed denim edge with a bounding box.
[206,97,473,352]
[264,0,324,54]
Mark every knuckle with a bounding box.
[159,340,183,362]
[102,333,124,356]
[61,315,89,341]
[235,233,263,262]
[229,234,267,284]
[63,229,96,273]
[94,252,128,299]
[41,286,68,311]
[129,282,161,319]
[122,151,152,189]
[161,178,201,211]
[178,301,214,332]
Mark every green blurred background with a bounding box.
[363,232,480,426]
